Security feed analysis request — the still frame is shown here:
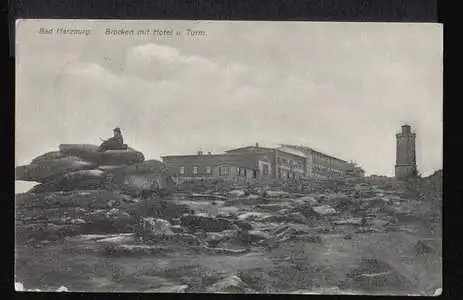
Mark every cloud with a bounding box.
[15,22,442,177]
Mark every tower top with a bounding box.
[401,124,412,134]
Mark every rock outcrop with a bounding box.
[15,157,442,294]
[15,144,174,243]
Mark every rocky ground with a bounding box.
[14,145,442,295]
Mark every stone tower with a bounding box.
[395,124,418,180]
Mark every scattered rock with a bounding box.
[433,288,443,296]
[83,208,137,234]
[232,220,254,231]
[135,200,192,220]
[206,275,255,293]
[138,217,175,237]
[237,230,270,245]
[205,230,237,245]
[265,190,290,198]
[334,218,363,226]
[290,287,358,294]
[190,193,227,200]
[228,190,247,198]
[70,218,87,225]
[237,212,270,222]
[414,238,441,255]
[311,205,337,216]
[15,190,129,209]
[198,246,250,255]
[96,233,137,244]
[254,203,293,212]
[16,223,82,243]
[180,215,234,232]
[346,258,413,291]
[245,194,261,200]
[258,212,307,224]
[294,195,318,206]
[169,225,185,234]
[144,285,189,293]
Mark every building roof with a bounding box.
[280,144,348,163]
[161,151,273,159]
[226,144,309,159]
[225,145,275,153]
[276,146,308,158]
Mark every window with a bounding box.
[193,166,198,175]
[262,164,269,175]
[180,166,185,174]
[219,166,229,176]
[206,166,211,175]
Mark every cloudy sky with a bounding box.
[15,20,442,176]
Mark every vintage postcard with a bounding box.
[15,19,442,295]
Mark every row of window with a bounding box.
[278,170,301,179]
[179,166,212,175]
[178,166,249,177]
[278,157,304,169]
[312,164,344,177]
[312,154,344,169]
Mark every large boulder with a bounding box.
[15,156,97,182]
[28,169,109,193]
[59,144,145,166]
[31,151,67,163]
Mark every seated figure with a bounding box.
[98,127,127,152]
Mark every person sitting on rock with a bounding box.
[98,127,126,152]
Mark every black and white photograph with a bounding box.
[15,19,442,295]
